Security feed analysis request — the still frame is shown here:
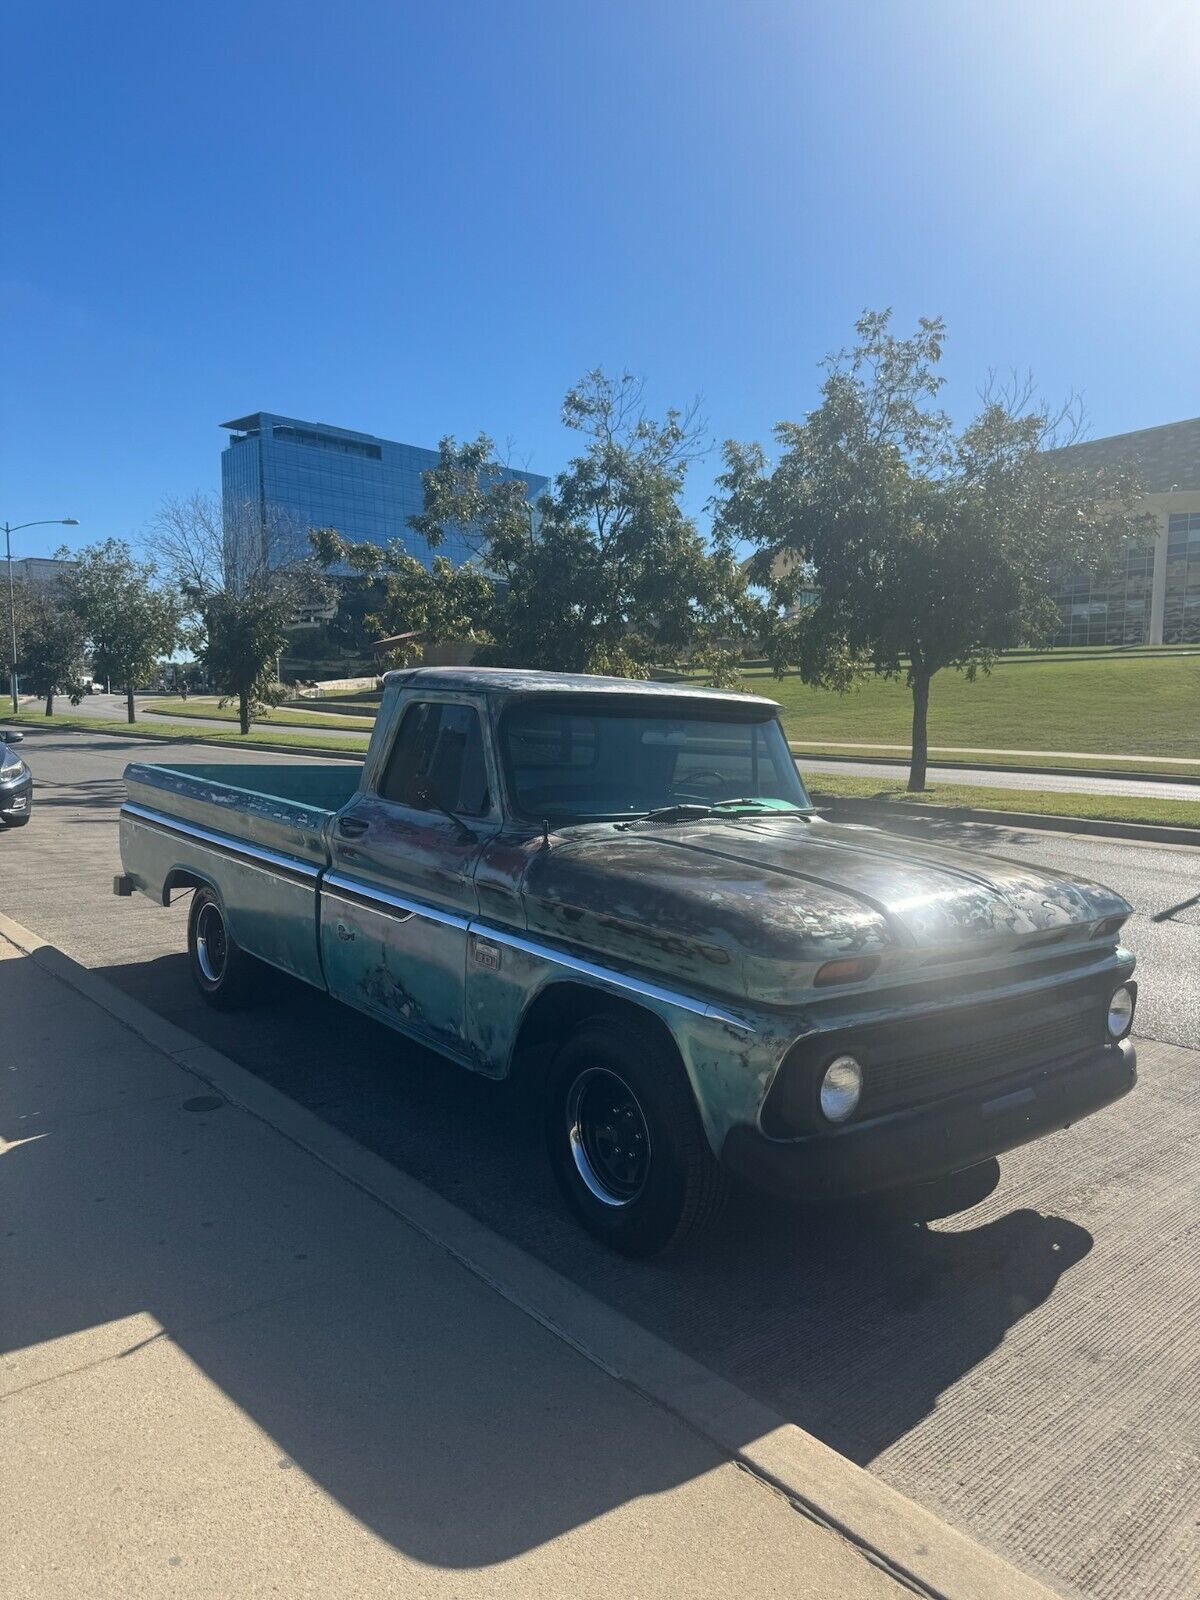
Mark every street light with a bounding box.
[3,518,80,715]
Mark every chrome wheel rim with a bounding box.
[566,1067,651,1208]
[195,901,228,985]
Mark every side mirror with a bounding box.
[0,730,24,745]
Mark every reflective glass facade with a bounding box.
[221,412,547,577]
[1164,512,1200,643]
[1045,417,1200,645]
[1050,541,1156,646]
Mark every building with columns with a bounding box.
[1049,417,1200,646]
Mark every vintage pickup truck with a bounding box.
[115,667,1138,1255]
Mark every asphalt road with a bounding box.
[5,723,1200,1600]
[50,693,1200,801]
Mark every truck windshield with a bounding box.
[500,702,811,822]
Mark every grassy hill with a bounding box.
[729,654,1200,760]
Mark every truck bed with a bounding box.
[120,761,364,990]
[122,761,361,869]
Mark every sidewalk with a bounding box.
[0,924,1053,1600]
[789,739,1200,767]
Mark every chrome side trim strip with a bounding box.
[124,803,754,1034]
[474,923,756,1033]
[321,872,753,1031]
[121,802,320,882]
[323,870,471,932]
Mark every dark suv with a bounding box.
[0,731,32,826]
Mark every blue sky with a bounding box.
[5,0,1199,558]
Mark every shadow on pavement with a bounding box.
[21,775,131,813]
[0,946,734,1568]
[59,947,1095,1480]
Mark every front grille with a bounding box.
[762,978,1107,1136]
[861,1004,1097,1115]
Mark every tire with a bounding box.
[186,887,258,1010]
[545,1014,726,1258]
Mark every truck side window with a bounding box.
[380,702,490,816]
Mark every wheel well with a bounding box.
[161,868,213,908]
[510,982,683,1085]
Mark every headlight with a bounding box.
[1107,984,1135,1040]
[0,758,26,782]
[819,1055,862,1122]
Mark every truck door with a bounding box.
[321,696,497,1058]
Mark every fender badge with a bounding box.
[473,938,502,971]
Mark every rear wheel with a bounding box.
[545,1014,726,1257]
[187,887,258,1009]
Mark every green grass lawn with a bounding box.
[725,654,1200,760]
[8,710,367,756]
[792,744,1200,777]
[807,772,1200,830]
[148,698,372,732]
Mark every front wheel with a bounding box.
[545,1014,726,1257]
[186,887,258,1009]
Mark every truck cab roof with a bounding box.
[382,666,781,715]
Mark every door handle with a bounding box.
[338,816,369,838]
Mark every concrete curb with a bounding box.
[815,793,1200,849]
[792,747,1200,789]
[0,907,1061,1600]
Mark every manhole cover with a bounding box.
[181,1095,225,1113]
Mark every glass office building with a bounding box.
[221,412,548,579]
[1050,543,1156,646]
[1164,511,1200,643]
[1047,417,1200,646]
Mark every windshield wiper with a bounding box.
[615,803,712,830]
[615,799,814,831]
[707,799,815,821]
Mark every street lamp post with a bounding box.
[3,519,80,715]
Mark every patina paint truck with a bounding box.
[115,668,1138,1256]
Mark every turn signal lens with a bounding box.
[814,956,880,987]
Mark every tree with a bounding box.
[152,493,332,734]
[15,585,89,714]
[308,532,495,669]
[315,371,766,677]
[62,540,180,723]
[715,312,1149,790]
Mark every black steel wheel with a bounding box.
[566,1066,653,1207]
[545,1014,726,1258]
[186,886,258,1010]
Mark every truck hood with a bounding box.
[519,813,1131,1005]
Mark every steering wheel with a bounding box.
[674,768,730,800]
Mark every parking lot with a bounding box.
[4,724,1200,1600]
